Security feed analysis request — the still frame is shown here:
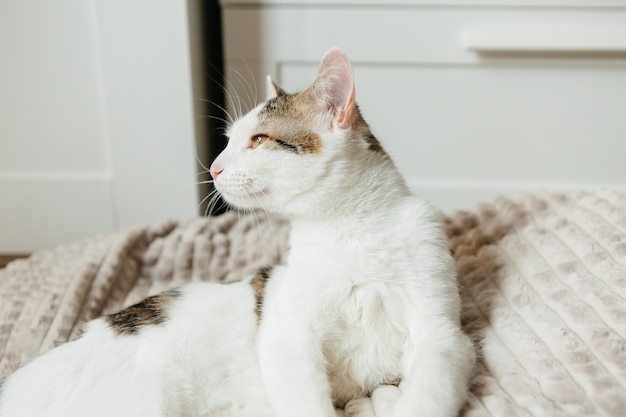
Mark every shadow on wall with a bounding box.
[200,0,266,216]
[189,0,228,216]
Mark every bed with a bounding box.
[1,190,625,416]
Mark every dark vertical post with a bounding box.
[198,0,228,215]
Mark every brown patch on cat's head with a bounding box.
[258,92,389,157]
[256,93,323,155]
[258,93,310,122]
[263,132,322,154]
[251,266,273,323]
[106,288,181,336]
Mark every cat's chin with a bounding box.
[217,188,271,212]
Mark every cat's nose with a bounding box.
[210,161,223,181]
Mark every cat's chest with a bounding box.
[322,277,409,399]
[284,235,411,403]
[289,227,408,281]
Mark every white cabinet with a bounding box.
[0,0,203,251]
[221,0,626,211]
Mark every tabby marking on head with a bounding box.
[256,93,323,154]
[250,266,273,322]
[106,288,181,335]
[263,132,322,154]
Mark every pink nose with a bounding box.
[210,162,223,180]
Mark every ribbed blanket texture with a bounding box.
[1,190,625,416]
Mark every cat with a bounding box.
[0,48,475,417]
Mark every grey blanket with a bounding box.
[1,190,625,416]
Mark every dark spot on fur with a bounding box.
[251,267,273,323]
[270,133,322,154]
[106,288,181,335]
[365,132,384,152]
[381,376,403,386]
[275,139,299,153]
[368,143,384,152]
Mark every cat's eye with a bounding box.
[251,134,269,149]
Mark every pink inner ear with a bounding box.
[337,109,347,125]
[312,48,357,129]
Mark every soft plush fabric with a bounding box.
[1,190,625,416]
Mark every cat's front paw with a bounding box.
[391,392,455,417]
[370,385,401,417]
[391,395,415,417]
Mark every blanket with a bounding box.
[1,190,625,416]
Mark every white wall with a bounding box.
[0,0,201,252]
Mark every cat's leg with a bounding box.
[258,320,336,417]
[394,320,475,417]
[257,270,336,417]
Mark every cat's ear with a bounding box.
[308,48,357,129]
[266,76,287,99]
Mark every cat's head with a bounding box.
[210,48,392,218]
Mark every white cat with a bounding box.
[0,48,475,417]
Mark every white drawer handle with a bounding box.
[462,26,626,52]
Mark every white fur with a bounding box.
[0,48,475,417]
[0,282,273,417]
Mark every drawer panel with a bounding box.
[223,7,626,64]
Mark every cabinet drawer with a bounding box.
[223,6,626,64]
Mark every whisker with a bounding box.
[198,188,219,216]
[234,52,257,111]
[196,168,211,178]
[196,98,235,127]
[178,179,214,194]
[198,115,232,131]
[230,66,251,113]
[202,60,239,124]
[206,189,228,217]
[231,64,257,112]
[194,149,211,181]
[231,67,253,114]
[241,57,259,106]
[221,64,244,121]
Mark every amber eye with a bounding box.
[251,134,268,149]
